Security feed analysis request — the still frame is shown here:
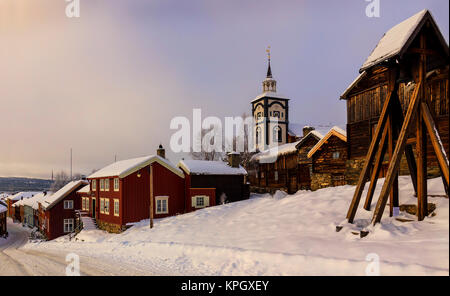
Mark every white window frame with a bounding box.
[104,179,110,191]
[113,199,119,217]
[85,197,89,211]
[64,200,74,210]
[92,179,96,191]
[192,195,209,209]
[82,198,86,211]
[100,179,105,191]
[114,178,120,191]
[155,196,169,214]
[104,198,110,215]
[64,219,74,233]
[100,198,105,214]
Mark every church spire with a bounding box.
[263,46,276,92]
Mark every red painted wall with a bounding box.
[186,188,216,213]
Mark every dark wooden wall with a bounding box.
[312,136,348,175]
[189,174,247,204]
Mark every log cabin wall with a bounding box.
[311,136,348,191]
[297,136,321,190]
[345,66,449,184]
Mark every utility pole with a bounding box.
[150,165,154,229]
[70,148,73,181]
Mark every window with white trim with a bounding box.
[100,198,105,214]
[114,199,119,217]
[155,196,169,214]
[92,179,96,191]
[114,178,119,191]
[85,197,89,211]
[64,200,73,209]
[64,219,74,233]
[196,196,204,207]
[104,199,110,215]
[82,198,86,211]
[105,179,110,191]
[192,195,209,209]
[274,171,278,181]
[100,179,104,191]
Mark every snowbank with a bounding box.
[24,177,448,276]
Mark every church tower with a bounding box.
[251,47,289,151]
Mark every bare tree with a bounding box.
[50,171,70,192]
[190,127,225,161]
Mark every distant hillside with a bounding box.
[0,177,52,193]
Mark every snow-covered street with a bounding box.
[13,176,448,276]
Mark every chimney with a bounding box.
[303,126,315,137]
[157,144,165,159]
[227,152,240,168]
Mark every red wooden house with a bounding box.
[0,201,7,237]
[39,180,88,240]
[86,147,185,233]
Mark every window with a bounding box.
[155,196,169,214]
[114,178,119,191]
[256,127,261,144]
[104,199,110,215]
[64,219,74,233]
[257,112,263,120]
[273,126,282,143]
[100,198,105,214]
[100,179,104,191]
[64,200,73,209]
[332,152,340,159]
[82,198,86,211]
[92,180,96,191]
[114,199,119,217]
[192,195,209,209]
[104,179,110,191]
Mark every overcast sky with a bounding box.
[0,0,448,179]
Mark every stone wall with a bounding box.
[311,173,332,191]
[96,220,125,234]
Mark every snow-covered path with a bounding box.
[0,220,152,276]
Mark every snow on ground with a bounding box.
[24,177,448,276]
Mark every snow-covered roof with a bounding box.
[251,140,301,162]
[41,180,88,210]
[178,160,247,176]
[340,71,367,100]
[360,9,448,72]
[307,126,347,158]
[88,155,184,179]
[295,130,324,149]
[22,192,51,210]
[77,184,90,194]
[0,203,6,214]
[7,191,41,202]
[251,91,288,103]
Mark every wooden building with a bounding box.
[0,201,7,237]
[5,192,40,218]
[87,148,186,233]
[295,129,324,190]
[341,10,449,185]
[308,127,348,191]
[22,192,48,229]
[178,154,249,210]
[343,10,449,226]
[39,180,88,240]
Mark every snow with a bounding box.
[6,192,41,202]
[251,141,301,162]
[88,155,183,179]
[41,180,87,210]
[24,176,448,275]
[361,9,428,71]
[251,91,288,103]
[77,184,90,194]
[21,192,50,210]
[340,71,367,99]
[0,204,6,214]
[178,160,247,175]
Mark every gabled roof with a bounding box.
[77,184,90,194]
[295,130,324,149]
[250,140,301,162]
[22,192,51,210]
[360,9,449,73]
[340,71,367,100]
[307,126,347,158]
[7,191,41,202]
[178,160,247,176]
[41,180,88,210]
[88,155,184,179]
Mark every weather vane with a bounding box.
[266,46,271,61]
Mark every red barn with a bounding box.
[40,180,88,240]
[87,147,185,233]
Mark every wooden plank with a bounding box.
[346,90,393,222]
[416,105,427,221]
[372,80,422,225]
[388,108,399,217]
[404,145,418,195]
[421,103,450,184]
[363,121,389,210]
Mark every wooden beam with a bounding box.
[388,108,399,217]
[416,104,427,221]
[372,80,422,225]
[363,122,389,211]
[421,103,450,184]
[346,70,398,223]
[404,145,418,195]
[407,48,439,56]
